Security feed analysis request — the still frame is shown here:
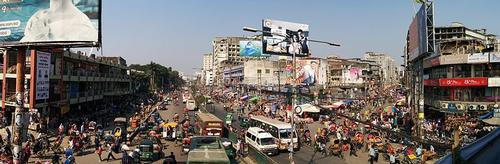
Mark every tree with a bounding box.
[129,62,185,92]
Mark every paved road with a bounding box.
[27,101,188,164]
[207,102,377,164]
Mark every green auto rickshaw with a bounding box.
[221,138,235,160]
[239,116,249,128]
[139,139,154,161]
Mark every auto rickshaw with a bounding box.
[139,139,154,161]
[163,122,178,141]
[114,117,128,141]
[239,116,249,128]
[221,138,235,160]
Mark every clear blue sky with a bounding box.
[101,0,500,74]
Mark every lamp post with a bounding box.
[243,26,339,163]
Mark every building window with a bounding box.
[257,69,262,74]
[265,69,270,74]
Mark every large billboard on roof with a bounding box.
[0,0,101,47]
[262,19,310,57]
[239,40,269,57]
[407,4,428,61]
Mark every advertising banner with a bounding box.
[262,19,309,56]
[36,51,50,100]
[488,77,500,87]
[239,41,268,57]
[407,5,428,61]
[343,67,363,84]
[467,53,489,63]
[284,59,319,85]
[0,0,101,46]
[490,52,500,63]
[440,54,467,65]
[439,77,488,87]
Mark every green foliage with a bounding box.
[129,62,185,92]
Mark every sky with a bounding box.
[100,0,500,75]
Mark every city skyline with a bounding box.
[101,0,500,74]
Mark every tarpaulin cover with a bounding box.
[436,127,500,164]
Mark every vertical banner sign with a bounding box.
[36,51,50,100]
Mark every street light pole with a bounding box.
[243,26,339,164]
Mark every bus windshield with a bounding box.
[260,138,275,145]
[279,129,292,139]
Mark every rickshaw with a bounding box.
[221,138,235,160]
[114,117,128,141]
[163,122,178,141]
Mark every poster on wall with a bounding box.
[0,0,101,46]
[262,19,310,57]
[467,53,489,63]
[36,51,50,100]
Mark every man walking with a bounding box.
[106,143,116,161]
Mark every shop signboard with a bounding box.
[467,53,489,63]
[439,77,488,87]
[440,54,467,65]
[488,77,500,87]
[490,52,500,63]
[0,0,102,47]
[36,51,50,100]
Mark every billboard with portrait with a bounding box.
[343,67,363,84]
[407,4,428,61]
[284,59,320,85]
[36,51,50,100]
[262,19,309,57]
[0,0,101,46]
[239,40,269,57]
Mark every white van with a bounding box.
[186,99,197,111]
[245,127,278,156]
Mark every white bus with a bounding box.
[249,116,298,151]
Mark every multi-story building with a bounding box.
[223,59,280,87]
[423,23,500,115]
[325,56,380,98]
[1,49,131,127]
[202,53,213,71]
[363,52,399,85]
[212,36,264,86]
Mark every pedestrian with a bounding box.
[368,145,375,164]
[6,128,11,142]
[106,143,117,161]
[96,145,103,161]
[165,152,177,164]
[349,139,357,157]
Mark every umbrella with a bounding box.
[240,95,249,101]
[249,96,260,103]
[163,122,178,128]
[384,106,393,113]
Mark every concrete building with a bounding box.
[423,23,500,115]
[223,59,280,87]
[1,49,131,127]
[363,52,399,85]
[202,53,213,71]
[212,36,264,86]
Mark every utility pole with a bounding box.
[12,49,26,163]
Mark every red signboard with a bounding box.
[424,79,439,86]
[439,78,488,87]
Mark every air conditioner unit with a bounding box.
[456,104,466,110]
[441,103,449,109]
[468,104,478,111]
[479,105,488,110]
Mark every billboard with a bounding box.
[343,67,363,84]
[467,53,489,63]
[36,51,50,100]
[490,52,500,63]
[262,19,309,56]
[284,59,320,85]
[239,41,268,57]
[0,0,101,46]
[407,4,428,61]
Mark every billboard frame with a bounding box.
[406,2,435,62]
[0,0,103,48]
